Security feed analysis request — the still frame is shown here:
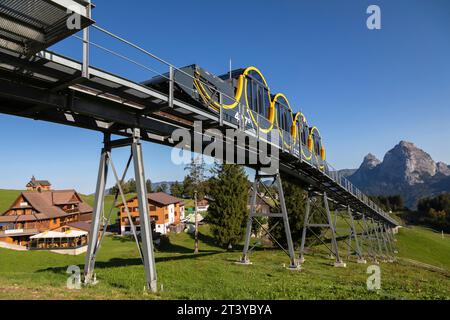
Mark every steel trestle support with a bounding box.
[239,170,300,270]
[346,206,366,264]
[299,192,346,268]
[84,129,157,292]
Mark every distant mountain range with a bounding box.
[339,141,450,209]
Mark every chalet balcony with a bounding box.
[0,228,39,237]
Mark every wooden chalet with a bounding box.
[118,192,185,235]
[26,176,51,191]
[0,190,92,247]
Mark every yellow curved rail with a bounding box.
[193,65,326,162]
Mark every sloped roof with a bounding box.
[21,192,65,218]
[52,190,80,205]
[118,192,184,207]
[1,190,93,221]
[149,192,184,206]
[66,221,91,232]
[26,180,51,187]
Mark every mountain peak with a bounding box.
[398,140,415,148]
[382,141,436,185]
[437,162,450,176]
[347,141,450,209]
[361,153,381,170]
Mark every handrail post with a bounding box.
[219,92,223,126]
[82,0,92,78]
[169,65,174,108]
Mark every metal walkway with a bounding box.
[0,0,398,292]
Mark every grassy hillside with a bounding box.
[80,193,134,224]
[0,189,22,213]
[0,224,449,300]
[1,189,449,299]
[396,226,450,270]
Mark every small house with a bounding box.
[118,192,185,235]
[26,176,51,192]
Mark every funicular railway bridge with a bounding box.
[0,0,398,292]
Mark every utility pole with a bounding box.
[194,190,199,254]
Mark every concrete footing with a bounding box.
[334,261,347,268]
[235,260,253,266]
[357,258,367,264]
[287,264,302,271]
[83,274,98,286]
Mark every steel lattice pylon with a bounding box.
[238,170,300,270]
[84,129,157,292]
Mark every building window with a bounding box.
[165,214,169,220]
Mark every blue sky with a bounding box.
[1,0,449,193]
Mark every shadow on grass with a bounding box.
[187,230,218,248]
[36,251,222,276]
[110,233,222,254]
[35,233,224,276]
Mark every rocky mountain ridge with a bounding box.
[345,141,450,208]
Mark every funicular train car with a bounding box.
[143,65,327,170]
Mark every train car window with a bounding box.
[282,111,287,131]
[315,137,321,155]
[279,107,283,130]
[252,82,258,112]
[276,103,281,128]
[301,125,307,145]
[252,72,264,84]
[246,79,253,110]
[257,86,263,115]
[264,89,270,119]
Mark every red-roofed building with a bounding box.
[0,190,92,247]
[118,192,185,235]
[26,176,51,192]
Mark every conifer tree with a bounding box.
[208,163,249,249]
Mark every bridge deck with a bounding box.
[0,47,398,226]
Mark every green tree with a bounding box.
[170,181,184,198]
[208,163,249,249]
[418,193,450,231]
[184,156,207,199]
[126,178,136,193]
[146,179,152,193]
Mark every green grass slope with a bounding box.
[396,226,450,270]
[0,224,449,300]
[0,189,449,300]
[0,189,22,213]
